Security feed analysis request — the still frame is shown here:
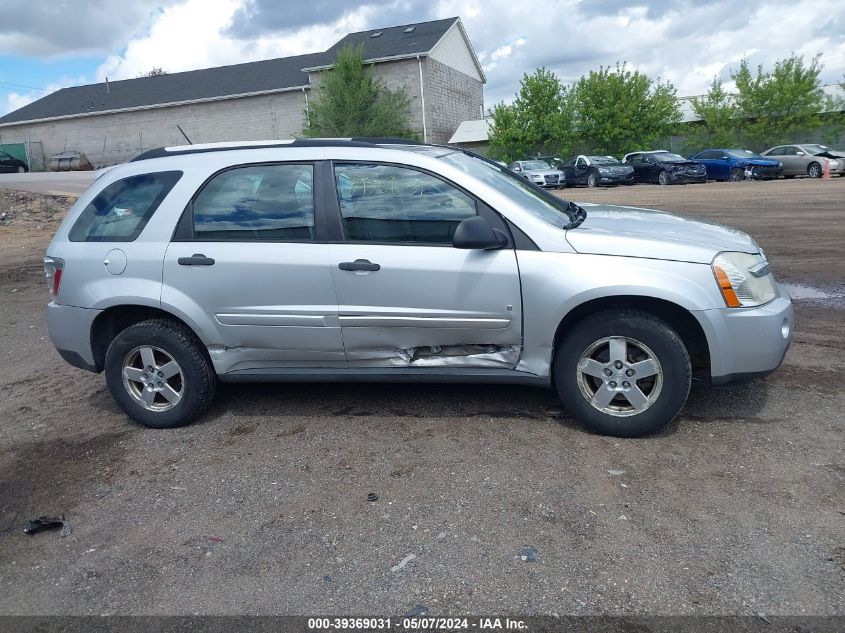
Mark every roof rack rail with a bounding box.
[131,137,424,162]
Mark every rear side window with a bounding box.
[333,163,476,244]
[69,171,181,242]
[191,164,315,241]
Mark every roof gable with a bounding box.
[319,17,458,64]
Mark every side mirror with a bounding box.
[452,216,508,250]
[512,166,521,172]
[720,155,729,160]
[796,151,805,156]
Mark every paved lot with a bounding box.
[0,171,96,196]
[0,179,842,615]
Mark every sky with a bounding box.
[1,0,844,117]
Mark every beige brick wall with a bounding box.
[0,90,308,168]
[422,57,484,144]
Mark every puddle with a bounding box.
[781,283,845,301]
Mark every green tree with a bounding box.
[303,44,414,138]
[688,77,740,150]
[488,67,574,162]
[731,54,832,148]
[571,62,681,156]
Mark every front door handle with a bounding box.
[178,253,215,266]
[338,259,380,272]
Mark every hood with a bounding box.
[565,204,759,264]
[662,159,702,167]
[814,150,845,159]
[523,169,564,176]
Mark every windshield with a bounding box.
[726,149,762,159]
[655,153,687,162]
[433,150,579,230]
[589,156,620,165]
[520,160,552,170]
[802,144,832,154]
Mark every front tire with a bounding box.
[553,310,691,437]
[587,172,598,188]
[729,168,744,182]
[658,170,670,185]
[104,319,217,429]
[17,165,26,173]
[807,162,821,178]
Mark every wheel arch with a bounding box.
[552,295,711,379]
[90,304,208,372]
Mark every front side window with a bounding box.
[192,164,314,240]
[69,171,182,242]
[334,163,476,244]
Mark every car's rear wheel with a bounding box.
[104,319,216,429]
[729,168,744,182]
[553,310,691,437]
[807,162,822,178]
[658,170,670,185]
[587,172,598,187]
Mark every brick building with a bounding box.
[0,17,485,168]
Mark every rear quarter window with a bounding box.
[68,171,182,242]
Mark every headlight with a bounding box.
[712,252,776,308]
[831,160,841,167]
[777,161,783,167]
[598,167,610,174]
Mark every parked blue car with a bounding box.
[690,149,783,181]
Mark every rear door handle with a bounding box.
[178,253,215,266]
[338,259,380,272]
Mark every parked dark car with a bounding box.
[561,155,634,187]
[0,150,28,173]
[690,149,782,181]
[623,151,707,185]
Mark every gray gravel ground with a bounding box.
[0,179,842,616]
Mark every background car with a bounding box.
[0,150,28,173]
[624,150,707,185]
[690,149,782,181]
[761,144,844,178]
[560,155,634,187]
[507,159,565,188]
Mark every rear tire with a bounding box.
[104,319,217,429]
[553,310,691,437]
[807,162,821,178]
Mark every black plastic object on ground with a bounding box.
[367,493,379,502]
[23,515,71,536]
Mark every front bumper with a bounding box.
[696,285,793,384]
[48,302,102,372]
[597,173,634,185]
[747,165,783,180]
[670,170,707,183]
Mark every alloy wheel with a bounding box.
[121,345,184,412]
[575,336,663,417]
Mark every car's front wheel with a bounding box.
[807,162,822,178]
[104,318,217,428]
[17,165,26,173]
[553,310,691,437]
[729,168,744,182]
[658,170,670,185]
[587,172,598,187]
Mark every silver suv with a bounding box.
[44,139,793,437]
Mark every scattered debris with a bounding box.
[436,531,447,541]
[405,605,428,617]
[608,469,626,476]
[619,514,628,521]
[202,534,224,543]
[391,553,416,572]
[367,492,379,502]
[520,546,539,562]
[23,515,71,537]
[757,613,772,625]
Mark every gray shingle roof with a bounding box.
[319,17,458,65]
[0,16,459,126]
